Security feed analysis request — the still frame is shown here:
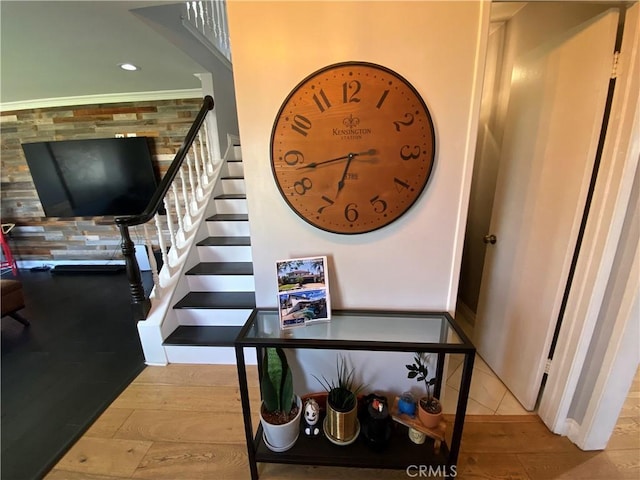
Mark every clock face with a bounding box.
[270,61,435,234]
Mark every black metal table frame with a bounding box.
[235,309,476,480]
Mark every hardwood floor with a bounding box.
[45,364,639,479]
[1,270,146,480]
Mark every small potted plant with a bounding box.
[406,352,443,429]
[260,347,302,452]
[314,355,365,444]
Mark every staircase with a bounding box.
[160,146,257,364]
[115,3,254,365]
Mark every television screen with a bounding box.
[22,137,158,217]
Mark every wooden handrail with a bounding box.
[115,95,214,228]
[115,95,214,320]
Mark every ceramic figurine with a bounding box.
[303,398,321,437]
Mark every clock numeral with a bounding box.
[312,89,332,113]
[291,115,312,136]
[400,145,421,161]
[370,195,387,214]
[344,203,359,222]
[394,178,411,192]
[393,113,415,132]
[342,80,361,104]
[317,195,335,214]
[294,177,313,195]
[283,150,304,166]
[376,90,390,109]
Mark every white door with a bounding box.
[473,6,619,410]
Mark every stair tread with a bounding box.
[197,236,251,246]
[174,291,256,309]
[163,325,242,347]
[186,262,254,276]
[207,214,248,222]
[215,193,246,200]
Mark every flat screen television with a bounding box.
[22,137,158,217]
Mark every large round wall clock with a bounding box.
[270,61,436,234]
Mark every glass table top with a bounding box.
[237,310,473,350]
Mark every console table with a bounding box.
[235,309,475,479]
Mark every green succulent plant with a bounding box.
[261,347,295,420]
[313,355,365,412]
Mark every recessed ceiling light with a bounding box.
[119,63,139,71]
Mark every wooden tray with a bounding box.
[390,396,446,453]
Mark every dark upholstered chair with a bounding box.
[1,279,29,326]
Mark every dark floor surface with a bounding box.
[1,269,146,480]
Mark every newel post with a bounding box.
[118,223,150,320]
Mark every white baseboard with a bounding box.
[17,259,125,270]
[16,244,153,271]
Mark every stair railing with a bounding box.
[183,0,231,63]
[115,96,215,320]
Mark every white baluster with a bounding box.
[202,122,213,175]
[220,1,229,53]
[192,1,199,28]
[143,222,161,299]
[192,144,204,201]
[186,153,198,214]
[202,1,209,30]
[186,1,192,21]
[172,182,185,245]
[210,0,218,39]
[198,1,205,34]
[216,2,224,46]
[154,213,170,281]
[198,131,209,186]
[179,167,193,230]
[215,2,222,39]
[163,197,178,265]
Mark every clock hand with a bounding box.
[298,149,377,169]
[336,153,356,196]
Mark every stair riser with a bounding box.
[197,245,252,262]
[187,275,255,292]
[221,179,246,195]
[227,162,244,177]
[207,220,250,237]
[175,308,254,326]
[215,199,248,214]
[165,345,257,365]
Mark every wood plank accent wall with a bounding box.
[0,98,202,264]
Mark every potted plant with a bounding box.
[260,347,302,452]
[314,355,365,444]
[406,352,443,429]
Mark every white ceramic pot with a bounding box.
[260,395,302,452]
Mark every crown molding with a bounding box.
[0,88,203,112]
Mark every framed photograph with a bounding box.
[276,256,331,328]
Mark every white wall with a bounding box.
[228,1,488,314]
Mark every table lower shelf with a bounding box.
[254,422,450,469]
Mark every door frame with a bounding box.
[537,2,639,449]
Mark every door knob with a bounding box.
[483,234,497,245]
